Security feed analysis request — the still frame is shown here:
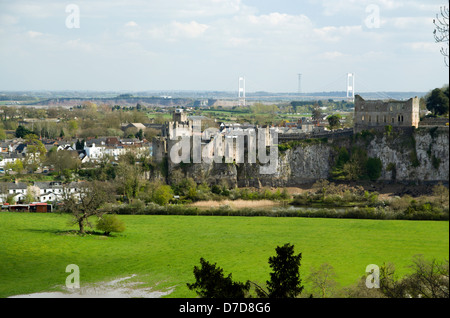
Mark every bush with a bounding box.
[365,157,382,180]
[96,214,126,236]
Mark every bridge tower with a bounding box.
[347,73,355,102]
[238,76,246,107]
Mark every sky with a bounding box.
[0,0,448,93]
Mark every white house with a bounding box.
[34,181,83,203]
[0,181,84,204]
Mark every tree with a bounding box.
[135,129,144,140]
[312,107,322,122]
[75,139,85,150]
[379,255,449,298]
[5,159,24,175]
[0,126,6,141]
[62,181,115,234]
[115,157,143,203]
[95,214,125,236]
[426,87,449,116]
[151,184,173,206]
[23,134,47,172]
[23,185,39,203]
[404,255,449,298]
[306,263,339,298]
[68,120,79,137]
[263,243,304,298]
[15,125,33,138]
[327,114,342,130]
[433,5,449,67]
[45,150,80,176]
[187,258,250,298]
[365,157,382,181]
[432,183,449,206]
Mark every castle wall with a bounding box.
[354,95,420,133]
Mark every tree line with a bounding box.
[187,243,449,298]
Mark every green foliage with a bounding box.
[15,125,33,138]
[187,258,250,298]
[264,243,304,298]
[151,185,174,206]
[327,114,342,130]
[385,125,392,136]
[5,159,24,174]
[95,214,126,236]
[365,157,382,180]
[426,87,449,116]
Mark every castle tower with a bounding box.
[173,109,188,123]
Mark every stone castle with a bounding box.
[353,95,420,133]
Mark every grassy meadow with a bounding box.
[0,212,448,298]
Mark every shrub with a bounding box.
[96,214,126,236]
[365,157,382,180]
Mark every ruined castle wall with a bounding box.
[354,95,420,133]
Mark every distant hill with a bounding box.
[0,90,428,106]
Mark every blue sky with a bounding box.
[0,0,448,93]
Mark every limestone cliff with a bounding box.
[167,127,449,187]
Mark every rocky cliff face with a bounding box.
[366,127,449,182]
[167,127,449,187]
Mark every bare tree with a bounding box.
[379,256,449,298]
[306,263,339,298]
[433,5,449,67]
[62,181,115,234]
[405,255,449,298]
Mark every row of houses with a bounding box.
[0,136,153,170]
[0,181,82,204]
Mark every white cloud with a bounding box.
[64,38,94,52]
[0,0,447,92]
[125,21,138,27]
[319,51,347,59]
[407,41,441,53]
[26,30,43,38]
[0,14,19,25]
[148,21,209,41]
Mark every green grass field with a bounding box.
[0,212,448,298]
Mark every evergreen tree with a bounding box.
[265,243,304,298]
